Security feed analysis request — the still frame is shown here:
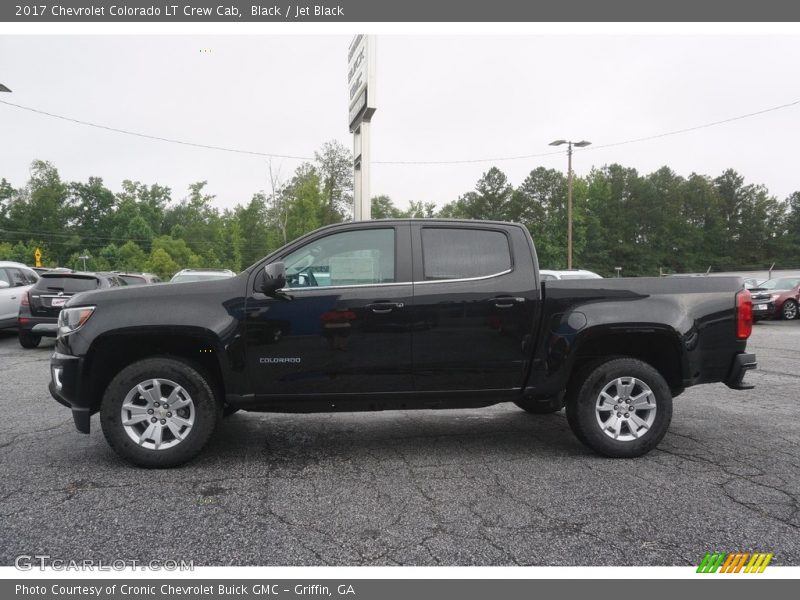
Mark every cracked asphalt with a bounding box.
[0,321,798,566]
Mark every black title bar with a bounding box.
[4,0,800,22]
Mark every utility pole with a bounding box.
[549,139,591,269]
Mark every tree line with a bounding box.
[1,140,798,278]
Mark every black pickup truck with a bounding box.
[49,219,756,467]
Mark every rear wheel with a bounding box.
[565,357,672,458]
[100,358,221,468]
[782,299,798,320]
[18,332,41,349]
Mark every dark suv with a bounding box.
[18,272,127,348]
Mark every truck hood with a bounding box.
[64,275,245,308]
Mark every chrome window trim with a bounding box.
[414,268,513,285]
[278,268,512,292]
[280,281,411,292]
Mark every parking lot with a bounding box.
[0,321,798,566]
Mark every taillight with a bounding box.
[20,292,30,307]
[736,288,753,339]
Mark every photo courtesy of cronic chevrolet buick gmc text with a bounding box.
[48,220,757,467]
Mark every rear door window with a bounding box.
[7,268,28,286]
[38,276,100,293]
[421,228,512,281]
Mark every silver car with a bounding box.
[0,261,39,329]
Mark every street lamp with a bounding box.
[549,139,591,270]
[79,255,90,271]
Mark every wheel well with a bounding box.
[572,332,684,393]
[84,333,225,412]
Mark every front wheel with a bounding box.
[782,300,798,320]
[565,358,672,458]
[100,357,221,468]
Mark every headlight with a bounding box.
[58,306,95,336]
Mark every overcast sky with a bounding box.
[1,35,800,211]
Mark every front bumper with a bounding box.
[724,352,757,390]
[49,351,91,433]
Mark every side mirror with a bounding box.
[0,280,9,289]
[261,262,286,296]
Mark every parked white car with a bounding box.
[540,269,603,281]
[0,261,40,329]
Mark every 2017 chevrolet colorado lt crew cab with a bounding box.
[49,219,756,467]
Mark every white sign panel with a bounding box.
[348,34,368,109]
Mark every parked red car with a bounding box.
[750,277,800,320]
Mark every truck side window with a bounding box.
[282,228,396,288]
[421,228,511,281]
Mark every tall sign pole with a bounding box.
[348,35,376,221]
[567,142,573,270]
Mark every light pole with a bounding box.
[549,139,591,270]
[79,255,90,271]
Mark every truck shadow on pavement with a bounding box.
[198,407,591,469]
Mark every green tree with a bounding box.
[236,193,272,267]
[117,241,148,272]
[439,167,515,221]
[314,140,353,223]
[371,195,403,219]
[145,247,181,280]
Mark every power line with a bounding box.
[0,99,314,161]
[375,98,800,164]
[374,149,565,165]
[586,98,800,153]
[3,97,800,166]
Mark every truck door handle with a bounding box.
[490,297,525,308]
[366,302,404,314]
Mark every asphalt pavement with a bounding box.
[0,321,798,566]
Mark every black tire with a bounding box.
[782,299,798,321]
[100,357,221,468]
[513,398,562,414]
[565,357,672,458]
[18,332,41,349]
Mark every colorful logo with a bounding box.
[697,552,773,573]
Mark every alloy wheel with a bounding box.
[120,378,195,450]
[594,377,657,442]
